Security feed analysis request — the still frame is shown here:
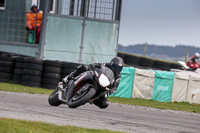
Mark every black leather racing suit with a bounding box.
[66,63,121,109]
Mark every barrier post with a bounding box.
[38,0,50,59]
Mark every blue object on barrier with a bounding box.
[110,67,135,98]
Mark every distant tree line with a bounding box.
[118,44,200,58]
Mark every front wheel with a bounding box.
[68,87,96,108]
[48,88,62,106]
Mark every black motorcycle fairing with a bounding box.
[66,71,94,103]
[79,83,98,93]
[64,66,115,106]
[65,80,75,103]
[74,71,94,87]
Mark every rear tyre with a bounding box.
[48,88,62,106]
[68,87,96,108]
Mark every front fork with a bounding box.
[57,80,76,104]
[57,82,68,104]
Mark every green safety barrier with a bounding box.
[110,67,135,98]
[152,70,174,102]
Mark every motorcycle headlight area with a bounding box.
[98,74,110,87]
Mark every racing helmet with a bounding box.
[195,52,200,59]
[110,57,124,73]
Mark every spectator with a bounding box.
[26,4,43,44]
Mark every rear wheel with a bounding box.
[68,87,96,108]
[48,88,62,106]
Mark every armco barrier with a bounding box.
[117,51,181,70]
[124,54,141,67]
[132,69,155,99]
[154,60,171,71]
[152,71,174,102]
[110,67,135,98]
[140,57,156,68]
[171,72,190,102]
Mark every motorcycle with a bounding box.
[178,61,200,73]
[48,66,115,108]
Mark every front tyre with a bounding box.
[68,87,96,108]
[48,88,62,106]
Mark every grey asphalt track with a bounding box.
[0,91,200,133]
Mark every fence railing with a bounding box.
[59,0,121,21]
[0,0,42,45]
[117,51,182,71]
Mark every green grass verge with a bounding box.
[1,83,200,113]
[108,97,200,113]
[0,118,124,133]
[0,83,52,95]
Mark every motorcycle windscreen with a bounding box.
[99,67,115,85]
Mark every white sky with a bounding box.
[119,0,200,46]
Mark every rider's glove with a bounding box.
[88,64,95,70]
[62,75,71,84]
[108,88,117,95]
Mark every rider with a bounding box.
[186,52,200,70]
[62,57,124,109]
